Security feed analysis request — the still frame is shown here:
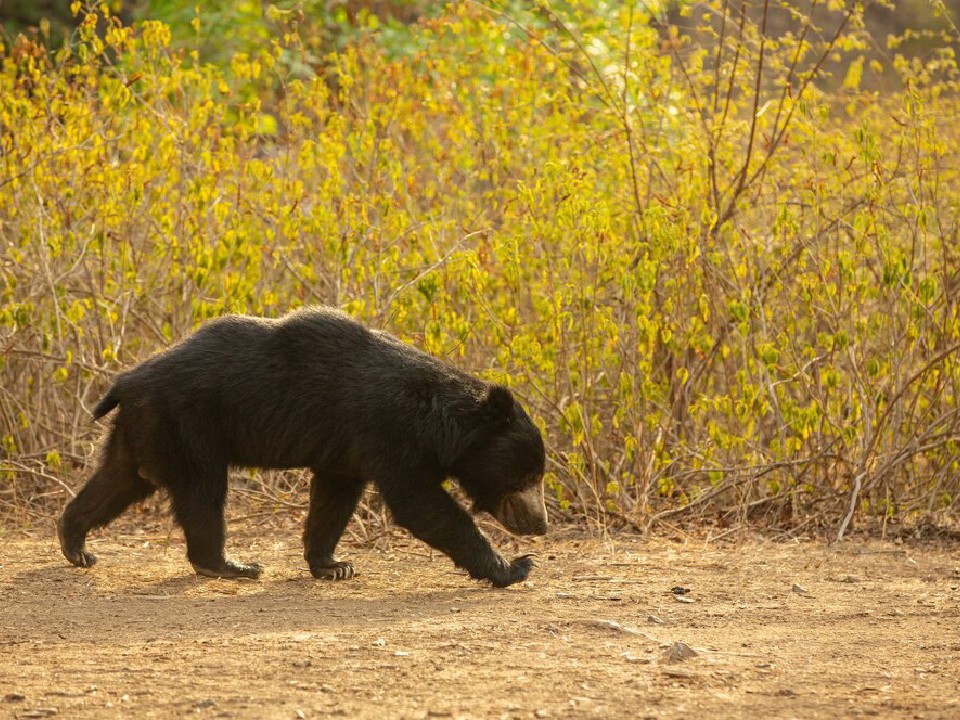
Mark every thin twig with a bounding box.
[836,470,866,541]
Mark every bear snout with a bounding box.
[494,484,548,536]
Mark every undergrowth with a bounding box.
[2,1,960,537]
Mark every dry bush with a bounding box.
[2,1,959,535]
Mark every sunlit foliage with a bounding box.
[2,1,960,531]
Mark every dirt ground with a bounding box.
[2,516,959,720]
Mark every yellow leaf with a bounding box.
[843,56,864,91]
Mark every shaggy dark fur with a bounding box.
[58,307,547,587]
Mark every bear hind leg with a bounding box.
[168,467,261,580]
[303,471,365,580]
[58,427,157,569]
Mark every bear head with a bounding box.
[452,385,547,536]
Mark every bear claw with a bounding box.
[309,560,355,581]
[192,560,262,579]
[63,549,97,568]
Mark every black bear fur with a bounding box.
[58,306,547,587]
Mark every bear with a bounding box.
[57,306,547,587]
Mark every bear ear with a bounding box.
[482,384,515,420]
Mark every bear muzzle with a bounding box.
[493,483,548,536]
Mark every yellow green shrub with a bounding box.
[2,1,959,532]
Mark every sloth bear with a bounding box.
[58,306,547,587]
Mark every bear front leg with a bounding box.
[380,484,534,588]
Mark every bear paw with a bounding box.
[58,517,97,569]
[192,560,262,580]
[309,560,355,581]
[489,553,536,588]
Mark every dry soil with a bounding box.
[2,519,959,719]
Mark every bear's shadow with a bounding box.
[13,562,491,644]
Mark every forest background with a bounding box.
[2,0,960,540]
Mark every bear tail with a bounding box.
[92,385,121,420]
